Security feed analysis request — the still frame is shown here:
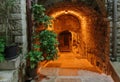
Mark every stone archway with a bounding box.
[44,2,109,73]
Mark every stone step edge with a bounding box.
[0,70,17,82]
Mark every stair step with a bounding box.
[0,70,18,82]
[0,56,20,70]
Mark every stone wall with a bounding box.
[106,0,120,60]
[0,0,27,82]
[117,0,120,57]
[0,0,27,56]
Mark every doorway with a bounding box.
[58,30,72,52]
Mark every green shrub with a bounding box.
[39,30,59,60]
[0,39,5,62]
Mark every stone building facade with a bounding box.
[0,0,27,55]
[0,0,27,82]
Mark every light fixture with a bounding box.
[64,10,68,14]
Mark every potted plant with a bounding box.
[25,4,58,81]
[25,46,44,80]
[26,30,59,81]
[0,0,19,60]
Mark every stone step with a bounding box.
[0,70,18,82]
[0,56,20,70]
[31,70,114,82]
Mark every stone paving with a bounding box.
[32,52,114,82]
[33,67,113,82]
[32,67,114,82]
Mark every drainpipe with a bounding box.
[112,0,117,61]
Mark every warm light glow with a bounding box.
[35,2,110,79]
[36,9,110,80]
[81,16,87,42]
[50,10,88,43]
[64,10,68,14]
[50,10,83,19]
[37,52,102,74]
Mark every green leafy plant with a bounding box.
[27,50,44,69]
[0,38,5,62]
[27,4,57,69]
[39,30,59,60]
[27,29,59,69]
[25,4,59,81]
[32,4,52,27]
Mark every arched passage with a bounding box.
[42,2,109,73]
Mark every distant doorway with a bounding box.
[58,30,72,52]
